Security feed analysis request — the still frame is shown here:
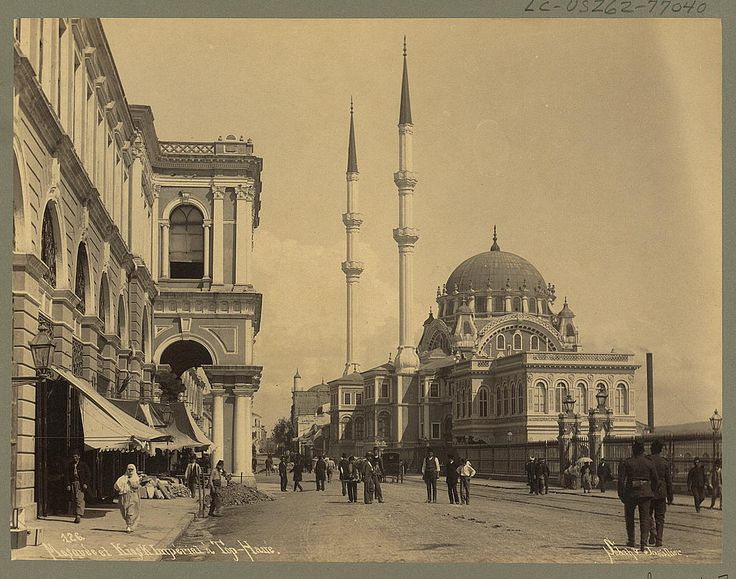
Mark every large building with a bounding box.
[11,18,265,526]
[328,42,639,458]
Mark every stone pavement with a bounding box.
[11,496,199,561]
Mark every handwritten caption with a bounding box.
[46,534,278,562]
[602,538,683,564]
[524,0,708,15]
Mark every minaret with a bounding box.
[393,38,420,373]
[293,368,302,392]
[342,99,364,375]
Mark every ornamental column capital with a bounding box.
[394,170,418,189]
[393,227,420,247]
[212,185,226,200]
[236,184,256,201]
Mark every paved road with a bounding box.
[170,472,721,564]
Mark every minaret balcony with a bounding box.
[342,212,364,228]
[341,260,364,277]
[393,170,418,189]
[393,227,420,246]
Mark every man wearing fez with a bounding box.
[647,439,674,546]
[64,450,91,524]
[617,439,659,551]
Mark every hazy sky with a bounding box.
[103,18,721,430]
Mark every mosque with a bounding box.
[297,42,640,459]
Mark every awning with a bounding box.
[148,402,213,452]
[53,366,171,453]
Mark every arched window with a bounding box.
[496,334,506,351]
[503,385,510,416]
[479,387,489,417]
[576,382,588,413]
[496,387,503,416]
[530,335,540,350]
[41,205,57,287]
[117,295,127,347]
[341,417,353,440]
[142,308,150,360]
[493,296,505,312]
[455,389,460,419]
[512,297,521,312]
[74,243,89,314]
[511,384,517,414]
[169,205,205,279]
[534,382,547,413]
[98,274,109,332]
[461,389,466,417]
[554,381,569,413]
[377,412,391,440]
[517,383,524,413]
[528,298,537,314]
[475,296,486,313]
[615,383,628,414]
[513,333,522,350]
[354,417,365,439]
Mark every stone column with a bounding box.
[235,185,254,286]
[212,186,225,285]
[160,223,170,279]
[203,220,212,280]
[151,185,160,281]
[211,389,225,467]
[232,389,255,485]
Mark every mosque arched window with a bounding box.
[455,389,460,419]
[74,242,89,314]
[534,382,547,413]
[496,387,503,416]
[475,296,487,313]
[576,382,588,413]
[117,295,128,347]
[554,381,569,414]
[528,298,537,314]
[513,333,522,350]
[479,387,489,417]
[496,334,506,351]
[493,296,504,312]
[512,297,521,312]
[615,383,629,414]
[41,205,57,287]
[517,383,524,413]
[530,335,540,350]
[511,384,517,414]
[504,385,510,416]
[169,204,205,279]
[98,274,109,332]
[377,411,391,441]
[461,389,467,417]
[354,417,365,439]
[341,417,353,440]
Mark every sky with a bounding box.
[102,18,722,431]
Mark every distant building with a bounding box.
[290,369,330,455]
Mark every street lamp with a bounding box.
[507,431,513,473]
[710,409,722,460]
[29,330,57,519]
[595,385,608,411]
[562,393,576,416]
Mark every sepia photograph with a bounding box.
[7,13,726,571]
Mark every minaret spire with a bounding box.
[490,225,500,251]
[342,99,364,375]
[399,37,413,125]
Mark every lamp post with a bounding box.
[506,431,513,474]
[30,330,57,519]
[710,409,722,460]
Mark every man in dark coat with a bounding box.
[445,453,460,504]
[618,440,659,551]
[64,450,91,523]
[338,453,349,496]
[597,458,613,493]
[687,457,707,512]
[646,439,674,546]
[278,456,288,492]
[291,458,304,492]
[371,454,384,503]
[315,455,327,491]
[538,458,550,494]
[525,457,537,494]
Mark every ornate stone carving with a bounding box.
[392,227,419,246]
[235,184,256,201]
[393,170,417,189]
[212,185,225,200]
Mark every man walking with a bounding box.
[446,453,460,504]
[618,440,659,551]
[278,456,289,492]
[371,454,384,503]
[208,460,227,517]
[710,459,722,510]
[64,450,91,524]
[326,456,335,483]
[526,457,537,494]
[265,454,274,477]
[338,453,349,497]
[315,455,327,491]
[347,456,360,503]
[597,458,612,493]
[362,453,375,504]
[687,457,707,512]
[538,458,550,495]
[646,439,673,547]
[457,457,476,505]
[421,449,440,503]
[184,455,203,500]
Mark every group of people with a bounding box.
[426,450,477,505]
[524,457,551,495]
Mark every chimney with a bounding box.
[646,353,654,431]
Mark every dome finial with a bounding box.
[490,225,500,251]
[403,35,407,57]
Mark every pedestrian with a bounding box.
[291,458,304,492]
[539,458,550,494]
[208,459,227,516]
[371,454,384,503]
[252,454,258,475]
[526,457,537,494]
[114,464,141,533]
[362,453,375,504]
[326,456,335,483]
[709,459,722,510]
[398,459,405,484]
[184,455,203,500]
[597,458,612,493]
[315,455,327,491]
[617,440,659,551]
[421,448,440,503]
[347,455,360,503]
[445,453,460,504]
[581,463,593,494]
[457,457,476,505]
[64,450,91,524]
[265,454,274,477]
[338,453,349,496]
[646,439,674,547]
[278,456,289,492]
[687,457,707,512]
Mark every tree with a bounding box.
[272,417,295,451]
[155,368,184,402]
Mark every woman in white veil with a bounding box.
[114,464,141,533]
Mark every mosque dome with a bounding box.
[445,229,547,294]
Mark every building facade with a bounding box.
[11,18,265,525]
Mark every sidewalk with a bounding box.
[11,497,199,561]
